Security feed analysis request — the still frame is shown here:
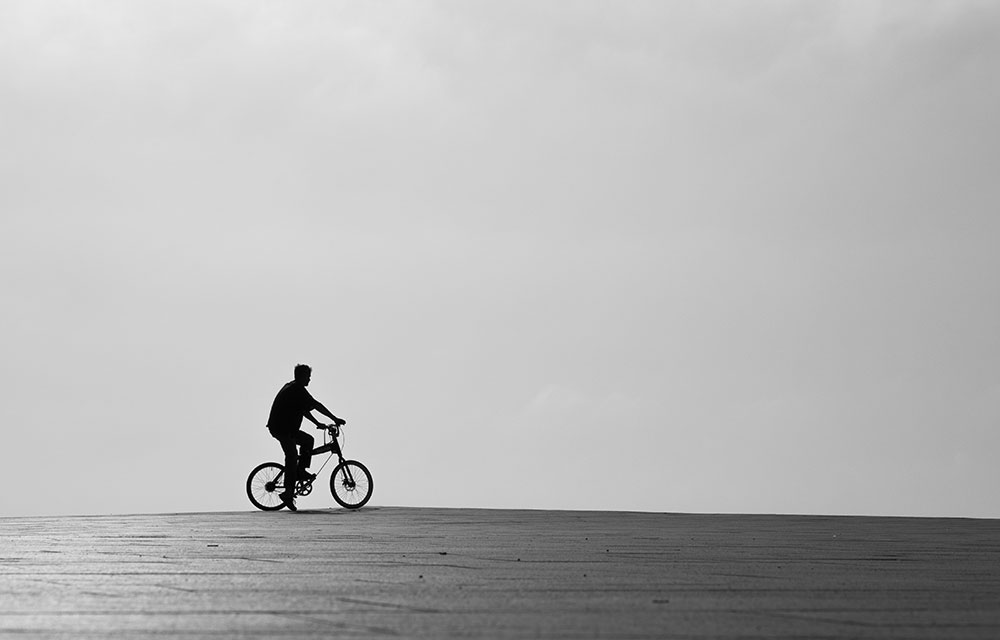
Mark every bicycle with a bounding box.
[246,424,373,511]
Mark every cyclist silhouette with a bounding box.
[266,364,344,510]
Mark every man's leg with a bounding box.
[294,431,315,476]
[276,435,298,496]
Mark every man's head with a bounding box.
[294,363,312,386]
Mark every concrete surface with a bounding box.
[1,507,999,638]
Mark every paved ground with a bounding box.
[1,507,999,638]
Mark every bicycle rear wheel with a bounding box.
[247,462,287,511]
[330,460,373,509]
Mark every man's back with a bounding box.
[267,381,314,434]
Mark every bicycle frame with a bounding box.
[307,430,344,476]
[279,427,359,490]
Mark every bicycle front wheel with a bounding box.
[330,460,373,509]
[246,462,287,511]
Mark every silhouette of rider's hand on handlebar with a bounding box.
[319,418,346,437]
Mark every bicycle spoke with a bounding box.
[247,463,287,511]
[330,461,372,509]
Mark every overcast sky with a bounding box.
[2,1,998,518]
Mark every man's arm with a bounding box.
[310,399,344,425]
[300,387,344,427]
[302,411,325,428]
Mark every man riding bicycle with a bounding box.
[266,364,345,511]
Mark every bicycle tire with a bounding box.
[329,460,373,509]
[246,462,287,511]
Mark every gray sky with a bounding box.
[2,0,999,517]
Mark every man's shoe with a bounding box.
[280,492,297,511]
[300,472,316,483]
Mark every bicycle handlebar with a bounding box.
[317,421,345,434]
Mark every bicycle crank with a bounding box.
[296,480,314,496]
